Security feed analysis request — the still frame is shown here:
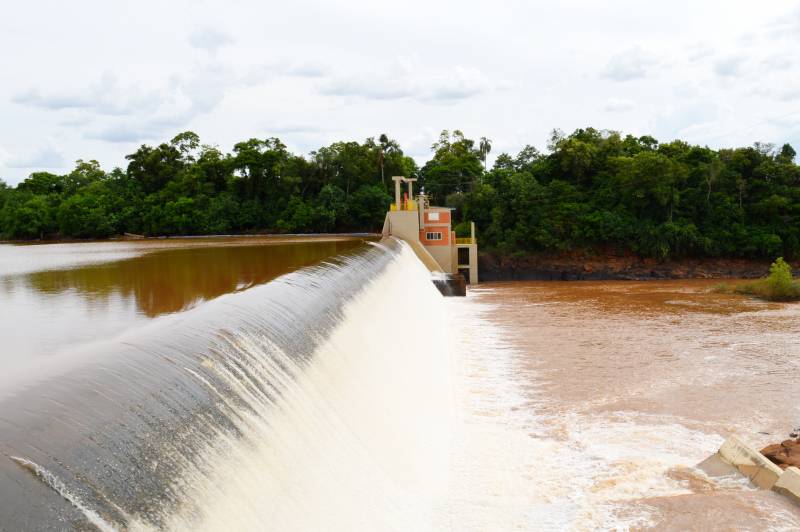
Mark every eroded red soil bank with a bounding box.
[478,251,798,281]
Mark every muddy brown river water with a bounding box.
[456,280,800,530]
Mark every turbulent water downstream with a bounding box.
[1,237,799,530]
[452,281,800,529]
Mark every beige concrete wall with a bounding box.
[385,211,420,242]
[456,243,479,283]
[428,244,455,273]
[468,244,478,284]
[381,214,390,237]
[774,466,800,502]
[384,211,443,273]
[718,436,784,489]
[451,233,457,276]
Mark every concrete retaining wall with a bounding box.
[774,466,800,501]
[718,435,800,504]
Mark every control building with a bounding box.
[381,175,478,284]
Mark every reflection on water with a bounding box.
[0,237,366,371]
[9,242,364,317]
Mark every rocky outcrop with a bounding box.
[478,250,791,281]
[761,439,800,470]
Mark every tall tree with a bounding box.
[422,130,483,204]
[377,133,395,185]
[705,157,724,205]
[479,137,492,172]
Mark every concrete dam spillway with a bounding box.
[0,238,462,530]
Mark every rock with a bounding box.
[760,439,800,470]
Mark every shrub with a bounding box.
[733,257,800,301]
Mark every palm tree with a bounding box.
[479,137,492,172]
[377,133,398,185]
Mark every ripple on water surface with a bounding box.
[452,280,800,529]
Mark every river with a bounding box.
[449,281,800,529]
[0,238,798,530]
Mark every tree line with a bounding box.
[1,128,798,260]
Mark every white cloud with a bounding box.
[15,64,234,144]
[321,64,493,102]
[239,61,329,87]
[714,55,746,77]
[0,147,10,173]
[602,47,659,81]
[266,124,326,135]
[652,100,722,142]
[685,42,715,63]
[777,87,800,101]
[85,123,166,144]
[13,73,165,116]
[7,145,66,169]
[2,0,800,183]
[189,28,234,52]
[762,56,794,72]
[769,7,800,38]
[604,99,635,113]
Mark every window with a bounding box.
[428,212,440,221]
[426,232,443,241]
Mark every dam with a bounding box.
[0,237,461,530]
[1,236,799,530]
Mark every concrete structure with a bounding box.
[717,435,800,504]
[382,176,478,285]
[774,466,800,501]
[718,435,783,489]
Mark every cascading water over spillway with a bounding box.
[0,238,455,531]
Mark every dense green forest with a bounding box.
[1,128,799,260]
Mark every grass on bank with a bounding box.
[712,257,800,301]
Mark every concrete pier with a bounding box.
[432,273,466,297]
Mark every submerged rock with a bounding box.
[760,439,800,469]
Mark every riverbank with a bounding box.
[478,250,797,281]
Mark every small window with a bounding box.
[428,212,440,221]
[425,232,443,241]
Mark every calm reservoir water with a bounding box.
[1,238,798,530]
[0,236,364,394]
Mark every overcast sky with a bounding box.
[2,0,799,184]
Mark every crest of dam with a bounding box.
[0,237,455,531]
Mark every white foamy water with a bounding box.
[120,242,456,531]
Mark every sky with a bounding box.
[1,0,800,185]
